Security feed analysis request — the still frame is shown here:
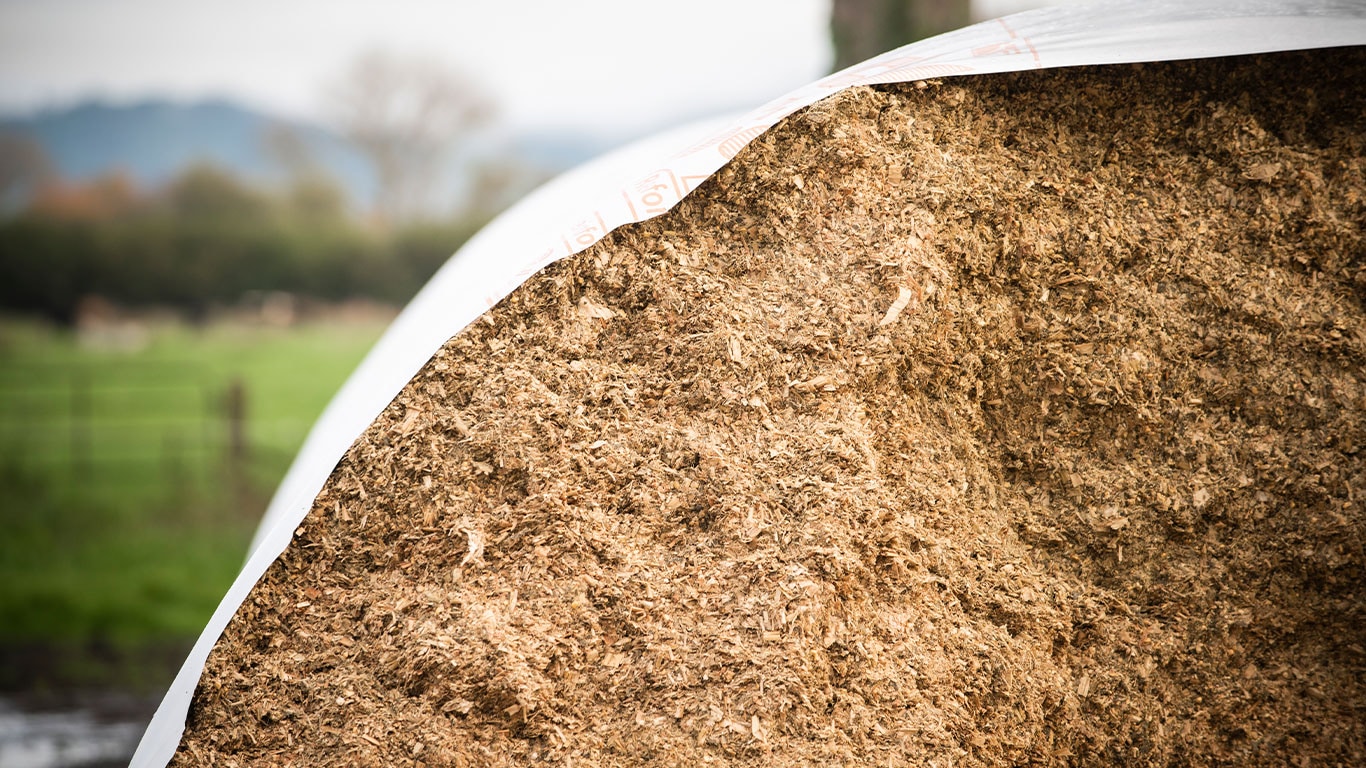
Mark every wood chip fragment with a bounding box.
[727,335,744,365]
[577,296,616,320]
[459,528,485,567]
[878,285,916,326]
[1243,162,1282,181]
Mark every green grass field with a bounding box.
[0,315,390,650]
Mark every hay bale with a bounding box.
[174,49,1366,767]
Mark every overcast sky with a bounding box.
[0,0,1072,134]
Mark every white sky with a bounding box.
[0,0,1075,133]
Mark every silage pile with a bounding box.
[174,49,1365,767]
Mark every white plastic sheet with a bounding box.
[131,1,1366,764]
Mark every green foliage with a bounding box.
[165,164,275,222]
[0,163,486,322]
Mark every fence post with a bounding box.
[224,377,250,513]
[225,378,248,464]
[163,428,187,510]
[70,369,91,481]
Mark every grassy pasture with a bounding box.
[0,315,388,646]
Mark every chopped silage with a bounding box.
[175,48,1366,767]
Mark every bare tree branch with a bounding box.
[327,51,493,223]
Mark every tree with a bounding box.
[285,175,350,224]
[831,0,971,71]
[164,163,272,222]
[0,132,55,214]
[262,122,351,222]
[327,51,493,224]
[28,171,139,221]
[262,122,322,181]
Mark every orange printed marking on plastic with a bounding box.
[818,54,927,90]
[623,169,685,220]
[514,247,558,280]
[991,18,1042,67]
[747,96,805,124]
[669,99,797,162]
[717,126,767,159]
[972,40,1025,57]
[866,62,972,83]
[672,130,730,160]
[559,210,612,257]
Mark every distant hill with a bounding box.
[0,98,623,213]
[0,98,376,206]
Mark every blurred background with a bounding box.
[0,0,1078,765]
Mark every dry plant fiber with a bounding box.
[175,48,1365,767]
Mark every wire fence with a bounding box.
[0,358,310,521]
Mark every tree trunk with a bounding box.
[831,0,972,71]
